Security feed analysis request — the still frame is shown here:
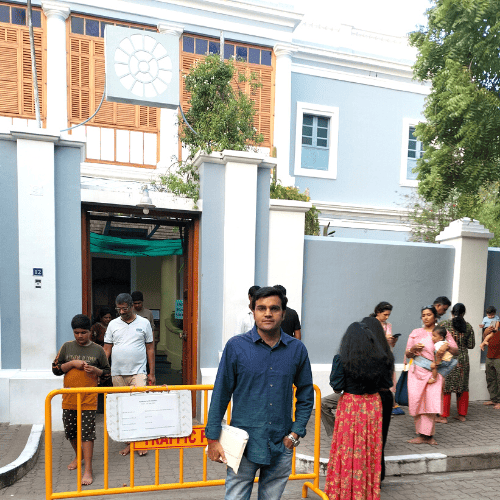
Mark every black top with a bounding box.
[280,307,301,337]
[329,354,393,395]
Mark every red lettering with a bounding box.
[201,429,206,441]
[188,432,196,443]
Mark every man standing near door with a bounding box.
[206,286,314,499]
[103,292,155,456]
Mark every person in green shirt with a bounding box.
[52,314,110,486]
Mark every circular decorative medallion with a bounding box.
[114,33,173,98]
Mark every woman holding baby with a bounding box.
[405,305,458,444]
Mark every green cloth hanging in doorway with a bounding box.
[90,233,183,256]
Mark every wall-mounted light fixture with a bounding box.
[137,185,155,215]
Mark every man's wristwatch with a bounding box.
[287,434,300,447]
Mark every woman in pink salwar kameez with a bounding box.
[405,305,458,444]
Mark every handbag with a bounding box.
[395,358,412,406]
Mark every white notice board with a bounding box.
[106,391,192,442]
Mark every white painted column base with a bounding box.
[0,370,64,430]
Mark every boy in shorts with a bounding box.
[52,314,110,485]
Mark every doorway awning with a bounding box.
[90,233,183,256]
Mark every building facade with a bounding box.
[0,0,431,425]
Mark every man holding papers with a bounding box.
[206,286,314,500]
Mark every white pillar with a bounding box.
[436,218,494,400]
[268,199,310,319]
[15,129,60,370]
[273,43,297,187]
[222,153,260,345]
[42,1,70,131]
[157,23,184,174]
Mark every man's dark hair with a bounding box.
[486,306,497,315]
[71,314,91,331]
[251,286,288,310]
[273,284,286,296]
[131,291,144,302]
[248,285,261,298]
[434,296,451,307]
[116,293,133,307]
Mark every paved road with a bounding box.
[382,469,500,499]
[5,465,500,499]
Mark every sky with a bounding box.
[293,0,432,37]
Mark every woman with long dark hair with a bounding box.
[405,305,458,444]
[325,322,393,500]
[436,303,475,423]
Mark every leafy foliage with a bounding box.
[153,55,263,203]
[409,0,500,207]
[403,183,500,246]
[270,180,320,236]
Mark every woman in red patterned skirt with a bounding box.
[325,322,394,500]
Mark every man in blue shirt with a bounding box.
[205,286,314,500]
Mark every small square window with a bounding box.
[12,7,26,26]
[295,102,339,179]
[85,19,99,37]
[0,5,10,23]
[261,50,272,66]
[209,41,220,55]
[195,38,208,55]
[249,48,260,64]
[224,43,234,60]
[236,46,247,62]
[101,22,112,38]
[71,17,84,35]
[403,123,424,182]
[31,10,41,28]
[183,36,194,53]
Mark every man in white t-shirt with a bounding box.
[103,292,155,456]
[235,285,260,334]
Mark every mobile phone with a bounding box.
[392,333,402,338]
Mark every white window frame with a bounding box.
[400,118,425,187]
[294,102,339,179]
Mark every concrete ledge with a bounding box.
[0,424,43,489]
[296,447,500,477]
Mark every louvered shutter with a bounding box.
[0,19,45,120]
[69,28,158,132]
[180,39,274,148]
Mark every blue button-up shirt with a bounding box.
[205,327,314,465]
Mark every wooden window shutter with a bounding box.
[180,38,274,148]
[0,27,20,114]
[69,23,159,133]
[0,19,46,120]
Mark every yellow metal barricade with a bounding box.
[45,384,327,499]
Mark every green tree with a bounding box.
[403,183,500,246]
[152,55,263,203]
[410,0,500,208]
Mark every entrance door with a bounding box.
[81,205,199,387]
[91,257,130,320]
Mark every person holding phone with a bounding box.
[370,302,404,416]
